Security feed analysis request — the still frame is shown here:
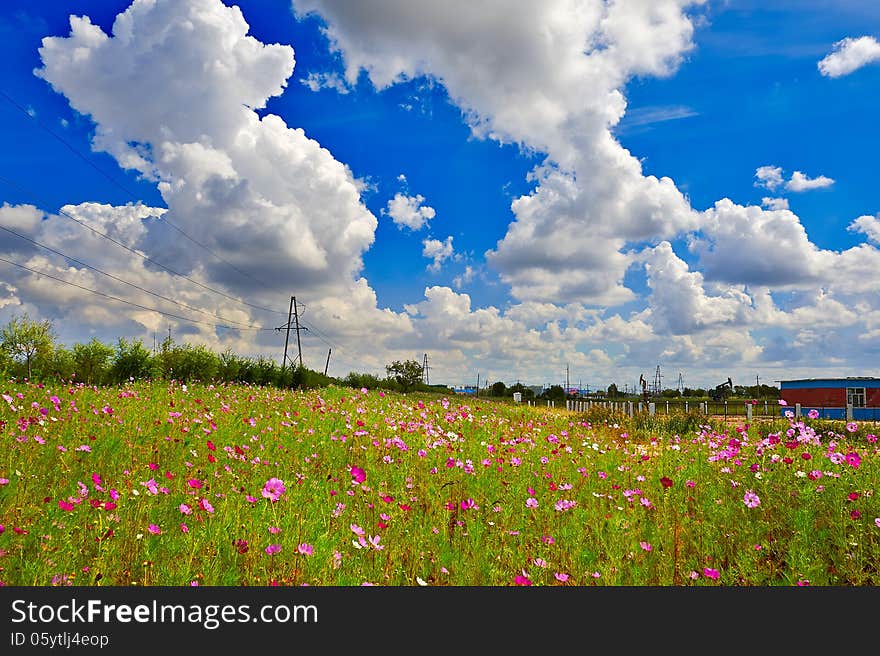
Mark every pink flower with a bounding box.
[640,541,652,552]
[807,409,820,419]
[846,422,858,433]
[851,510,862,520]
[180,523,189,533]
[845,452,861,468]
[350,466,366,483]
[297,543,314,556]
[778,399,788,406]
[350,524,365,536]
[198,498,214,514]
[262,477,286,502]
[179,503,192,515]
[554,572,569,582]
[58,500,74,511]
[743,490,761,508]
[703,568,719,580]
[686,480,696,488]
[796,579,810,586]
[514,574,532,586]
[187,478,202,489]
[874,518,880,528]
[147,523,161,535]
[268,526,280,534]
[265,544,282,555]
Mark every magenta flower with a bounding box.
[554,572,569,583]
[851,510,862,520]
[874,518,880,528]
[778,399,788,406]
[179,503,192,515]
[640,541,652,552]
[262,477,286,502]
[58,500,74,511]
[187,478,202,489]
[147,524,161,535]
[743,490,761,508]
[703,568,719,580]
[350,466,366,483]
[845,452,861,468]
[807,409,820,419]
[265,544,282,555]
[268,526,281,534]
[198,498,214,514]
[297,543,314,556]
[514,574,532,586]
[846,422,858,433]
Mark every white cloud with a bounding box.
[300,71,351,94]
[848,213,880,244]
[785,170,834,192]
[754,165,784,191]
[453,265,475,289]
[818,36,880,78]
[384,192,436,230]
[294,0,704,304]
[761,197,789,210]
[422,236,454,272]
[755,166,834,193]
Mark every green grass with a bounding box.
[1,380,877,586]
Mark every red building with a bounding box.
[779,377,880,419]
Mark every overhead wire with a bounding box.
[0,223,269,330]
[0,255,267,331]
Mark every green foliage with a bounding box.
[155,341,220,382]
[0,312,56,378]
[72,339,115,385]
[509,382,535,400]
[110,338,156,383]
[542,384,566,401]
[385,359,424,392]
[490,380,507,396]
[46,345,76,381]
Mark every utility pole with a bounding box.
[293,295,303,368]
[566,364,570,394]
[324,348,331,376]
[476,373,480,396]
[282,295,294,370]
[278,295,307,370]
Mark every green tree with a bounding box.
[542,384,566,401]
[509,382,535,400]
[607,383,619,399]
[73,338,115,385]
[385,359,423,392]
[0,313,56,378]
[490,381,507,397]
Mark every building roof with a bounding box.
[780,377,880,383]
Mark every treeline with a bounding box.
[0,313,441,393]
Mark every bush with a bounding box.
[110,338,156,383]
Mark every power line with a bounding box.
[0,223,268,331]
[0,255,268,331]
[0,175,286,317]
[0,88,276,292]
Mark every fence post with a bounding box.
[846,403,853,421]
[795,403,801,418]
[638,401,643,414]
[685,401,689,413]
[649,402,655,416]
[746,403,752,421]
[627,401,633,417]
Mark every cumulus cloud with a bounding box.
[755,166,784,191]
[848,213,880,244]
[294,0,704,304]
[785,170,834,192]
[755,166,833,193]
[818,36,880,78]
[422,236,454,272]
[300,70,351,94]
[17,0,427,377]
[384,192,436,230]
[761,197,789,211]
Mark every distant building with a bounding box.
[779,377,880,420]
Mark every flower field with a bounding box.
[1,380,878,586]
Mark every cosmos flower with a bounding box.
[743,490,761,508]
[262,477,286,502]
[265,544,282,555]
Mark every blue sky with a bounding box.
[0,0,878,390]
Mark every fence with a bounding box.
[520,398,880,422]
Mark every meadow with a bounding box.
[1,379,877,586]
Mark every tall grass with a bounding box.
[1,380,877,586]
